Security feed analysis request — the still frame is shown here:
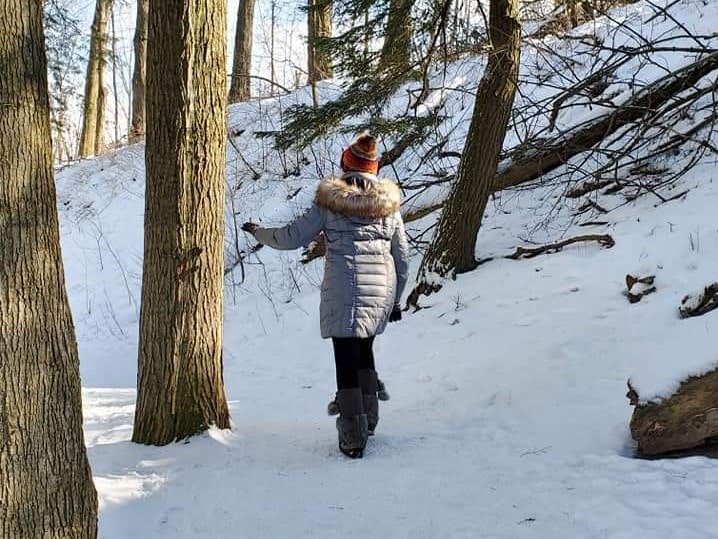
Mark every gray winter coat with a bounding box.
[254,173,410,339]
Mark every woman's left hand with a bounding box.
[389,304,402,323]
[241,222,259,234]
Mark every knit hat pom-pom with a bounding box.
[341,131,380,174]
[349,132,378,161]
[354,133,377,158]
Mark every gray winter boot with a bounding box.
[377,378,390,401]
[327,397,340,416]
[358,369,380,435]
[335,388,368,459]
[328,376,389,416]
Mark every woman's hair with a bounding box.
[342,173,370,191]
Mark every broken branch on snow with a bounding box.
[505,234,615,260]
[679,283,718,319]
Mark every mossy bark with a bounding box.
[630,369,718,456]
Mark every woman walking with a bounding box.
[242,133,409,458]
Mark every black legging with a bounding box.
[332,336,376,390]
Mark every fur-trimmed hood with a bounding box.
[315,175,401,219]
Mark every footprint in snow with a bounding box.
[158,506,188,534]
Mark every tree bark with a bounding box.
[130,0,148,142]
[629,370,718,456]
[378,0,413,74]
[270,0,276,91]
[111,7,120,145]
[132,0,231,446]
[79,0,113,157]
[307,0,333,83]
[229,0,255,103]
[94,75,106,155]
[412,0,521,299]
[0,2,98,536]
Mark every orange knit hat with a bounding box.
[340,133,379,175]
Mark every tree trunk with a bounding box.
[79,0,113,157]
[0,2,98,536]
[307,0,333,83]
[378,0,413,74]
[270,0,277,92]
[229,0,255,103]
[130,0,148,143]
[411,0,521,300]
[94,73,106,155]
[111,6,120,146]
[132,0,231,446]
[493,51,718,192]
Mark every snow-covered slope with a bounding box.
[55,1,718,536]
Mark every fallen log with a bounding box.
[505,234,615,260]
[492,51,718,193]
[388,52,718,225]
[629,369,718,457]
[302,53,718,265]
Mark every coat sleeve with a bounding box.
[390,212,410,306]
[253,204,324,251]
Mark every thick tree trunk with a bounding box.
[307,0,333,83]
[229,0,255,103]
[0,2,98,536]
[79,0,113,157]
[132,0,231,446]
[412,0,521,298]
[130,0,148,142]
[378,0,413,74]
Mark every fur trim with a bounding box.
[316,177,401,219]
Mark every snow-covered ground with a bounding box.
[54,0,718,536]
[71,154,718,539]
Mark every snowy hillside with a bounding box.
[56,1,718,536]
